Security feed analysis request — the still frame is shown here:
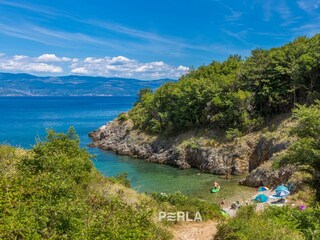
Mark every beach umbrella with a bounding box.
[275,185,288,192]
[258,186,269,192]
[254,194,268,203]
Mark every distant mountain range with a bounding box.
[0,72,175,96]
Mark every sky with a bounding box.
[0,0,319,79]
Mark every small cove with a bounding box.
[0,96,255,203]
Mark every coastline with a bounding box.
[89,118,252,175]
[89,115,296,189]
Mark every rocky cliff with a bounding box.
[89,115,295,185]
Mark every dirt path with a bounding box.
[171,191,259,240]
[171,220,218,240]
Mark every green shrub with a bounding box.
[149,192,222,221]
[216,204,320,240]
[109,172,131,187]
[225,128,243,141]
[0,128,171,239]
[118,112,129,121]
[180,138,200,150]
[280,102,320,200]
[205,139,219,147]
[268,124,278,132]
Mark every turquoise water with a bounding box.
[0,97,254,202]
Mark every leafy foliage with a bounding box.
[225,128,243,141]
[109,172,131,187]
[149,192,222,221]
[135,87,153,105]
[280,101,320,199]
[0,129,171,239]
[129,34,320,135]
[216,204,320,240]
[117,112,129,121]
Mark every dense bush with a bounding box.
[225,128,243,141]
[216,204,320,240]
[279,101,320,200]
[0,128,171,239]
[149,192,222,221]
[129,34,320,135]
[109,172,131,187]
[117,112,129,121]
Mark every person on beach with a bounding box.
[213,181,220,188]
[220,198,226,206]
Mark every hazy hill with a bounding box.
[0,72,174,96]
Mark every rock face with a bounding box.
[89,118,291,179]
[239,163,297,187]
[89,119,251,174]
[249,137,289,172]
[242,136,292,187]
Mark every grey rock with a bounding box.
[89,118,291,180]
[239,164,297,188]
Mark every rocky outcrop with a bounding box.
[89,118,292,178]
[89,119,253,175]
[249,136,290,171]
[241,136,293,188]
[239,163,297,187]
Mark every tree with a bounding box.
[135,87,153,105]
[128,35,320,135]
[281,102,320,199]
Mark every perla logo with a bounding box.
[158,211,202,222]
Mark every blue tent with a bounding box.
[254,194,268,203]
[258,186,269,192]
[275,185,288,192]
[270,190,290,198]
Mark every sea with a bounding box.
[0,96,254,201]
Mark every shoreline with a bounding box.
[89,115,296,191]
[88,119,253,175]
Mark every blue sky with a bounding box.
[0,0,319,79]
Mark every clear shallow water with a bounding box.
[0,97,254,202]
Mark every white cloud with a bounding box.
[71,67,88,74]
[223,30,249,45]
[152,61,165,66]
[109,56,132,64]
[298,0,320,12]
[177,65,189,71]
[61,57,72,61]
[69,56,189,79]
[13,55,28,60]
[0,54,63,73]
[37,54,71,62]
[0,53,189,79]
[224,5,243,22]
[24,63,63,73]
[291,21,320,37]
